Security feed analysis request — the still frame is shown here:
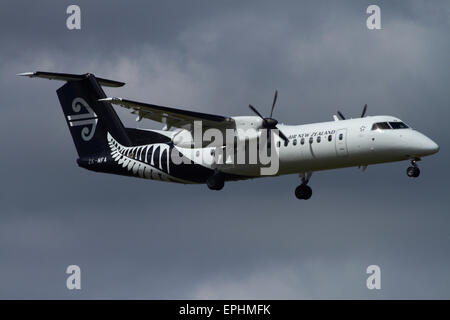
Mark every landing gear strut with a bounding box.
[295,172,312,200]
[406,158,421,178]
[207,171,224,190]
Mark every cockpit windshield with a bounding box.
[371,122,391,130]
[371,121,409,130]
[389,122,409,129]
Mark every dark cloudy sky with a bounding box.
[0,0,449,299]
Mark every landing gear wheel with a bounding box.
[295,184,312,200]
[207,174,224,190]
[406,166,420,178]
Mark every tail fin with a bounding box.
[54,74,132,158]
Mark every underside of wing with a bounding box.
[100,97,235,130]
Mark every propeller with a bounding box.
[361,104,368,118]
[337,110,346,120]
[270,89,278,118]
[249,90,288,142]
[337,104,368,120]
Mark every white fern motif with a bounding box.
[107,132,190,183]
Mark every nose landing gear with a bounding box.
[406,159,421,178]
[295,172,313,200]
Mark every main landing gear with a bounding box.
[295,172,313,200]
[406,158,421,178]
[207,171,225,190]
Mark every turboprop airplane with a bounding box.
[19,71,439,199]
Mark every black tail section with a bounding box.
[56,74,131,159]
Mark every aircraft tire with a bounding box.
[295,184,312,200]
[406,166,420,178]
[207,174,224,190]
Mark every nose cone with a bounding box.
[425,138,440,155]
[414,133,439,156]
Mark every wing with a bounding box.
[100,97,235,130]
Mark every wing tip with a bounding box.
[17,72,35,77]
[98,97,122,103]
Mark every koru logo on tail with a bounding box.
[67,97,98,141]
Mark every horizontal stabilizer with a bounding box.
[17,71,125,88]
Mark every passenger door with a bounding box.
[335,129,348,156]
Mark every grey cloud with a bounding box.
[0,0,449,298]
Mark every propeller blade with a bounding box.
[361,104,368,118]
[275,127,289,142]
[270,90,278,118]
[337,111,346,120]
[249,104,265,120]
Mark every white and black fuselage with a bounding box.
[80,115,438,184]
[21,72,439,197]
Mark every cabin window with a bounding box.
[339,133,343,140]
[293,139,297,146]
[328,135,332,142]
[300,137,305,145]
[277,141,281,148]
[371,122,391,130]
[317,136,321,143]
[284,139,289,147]
[309,137,313,144]
[389,122,409,129]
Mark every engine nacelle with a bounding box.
[172,116,265,148]
[172,129,194,148]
